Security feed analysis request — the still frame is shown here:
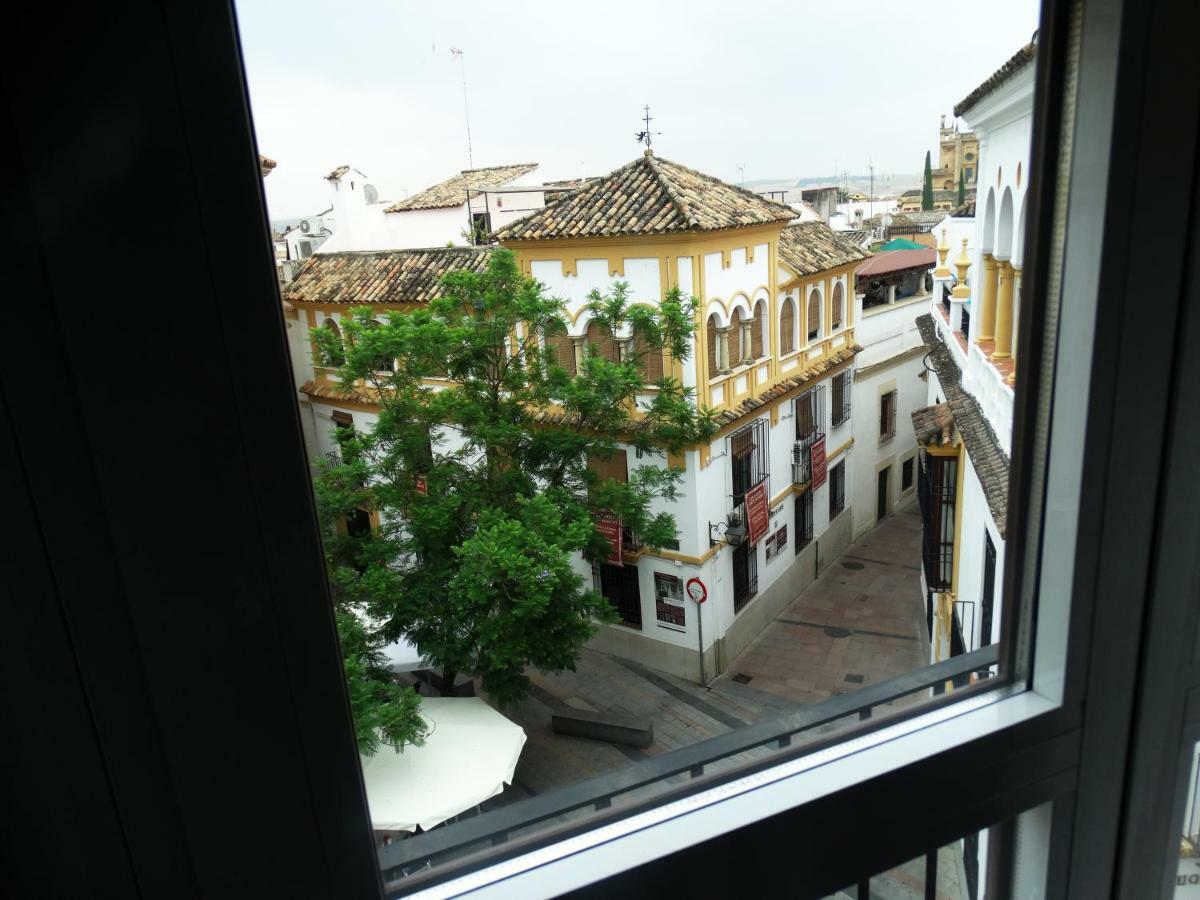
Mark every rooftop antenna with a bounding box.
[449,47,474,168]
[635,104,660,151]
[868,157,875,221]
[737,163,746,186]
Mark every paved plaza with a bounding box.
[493,508,931,802]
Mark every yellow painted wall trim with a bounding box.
[827,436,855,461]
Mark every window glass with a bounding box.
[238,0,1046,888]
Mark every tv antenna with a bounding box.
[635,105,660,150]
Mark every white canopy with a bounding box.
[360,697,526,833]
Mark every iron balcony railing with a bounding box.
[379,644,1002,890]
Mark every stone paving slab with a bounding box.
[486,510,931,809]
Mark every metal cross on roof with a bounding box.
[635,104,660,150]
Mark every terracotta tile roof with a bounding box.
[952,199,976,218]
[259,155,277,177]
[911,402,955,447]
[914,314,1010,536]
[713,346,861,427]
[954,39,1037,118]
[493,151,796,241]
[855,248,937,278]
[384,163,539,212]
[325,165,350,181]
[778,222,871,278]
[281,247,491,307]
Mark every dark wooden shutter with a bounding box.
[780,298,795,354]
[751,302,765,359]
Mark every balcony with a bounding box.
[708,329,854,411]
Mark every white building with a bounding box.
[847,253,933,540]
[912,39,1034,662]
[317,162,548,252]
[283,152,873,684]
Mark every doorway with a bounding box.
[877,465,891,522]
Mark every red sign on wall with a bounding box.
[596,515,623,565]
[810,434,828,491]
[745,481,770,547]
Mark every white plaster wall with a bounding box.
[849,355,925,540]
[530,257,662,331]
[954,453,1006,651]
[702,244,770,310]
[321,205,469,252]
[855,296,926,369]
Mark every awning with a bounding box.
[360,697,526,832]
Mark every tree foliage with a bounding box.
[922,151,934,211]
[314,248,716,707]
[957,169,966,207]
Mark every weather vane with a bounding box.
[635,105,661,150]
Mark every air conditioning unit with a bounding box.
[792,440,812,485]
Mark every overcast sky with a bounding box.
[237,0,1039,220]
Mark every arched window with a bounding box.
[831,283,844,330]
[318,317,345,367]
[730,307,744,364]
[807,289,821,342]
[706,314,720,376]
[751,300,765,359]
[780,297,795,355]
[631,332,665,383]
[585,319,619,364]
[544,328,576,375]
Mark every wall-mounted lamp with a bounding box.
[709,518,747,548]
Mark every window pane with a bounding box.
[238,0,1048,888]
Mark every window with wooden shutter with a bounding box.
[633,333,664,383]
[730,307,743,363]
[706,313,719,377]
[832,282,844,329]
[751,301,765,359]
[545,329,576,375]
[807,289,821,341]
[780,297,795,355]
[586,319,619,363]
[588,450,629,483]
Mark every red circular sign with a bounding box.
[685,577,707,604]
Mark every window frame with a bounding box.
[8,1,1194,897]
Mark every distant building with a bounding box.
[318,162,548,252]
[932,114,980,191]
[898,188,973,213]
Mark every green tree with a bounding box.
[957,169,966,207]
[922,151,934,211]
[314,249,716,707]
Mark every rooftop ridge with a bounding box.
[642,153,700,229]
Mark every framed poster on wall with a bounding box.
[654,572,686,631]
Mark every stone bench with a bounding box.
[551,707,654,749]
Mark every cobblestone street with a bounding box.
[492,509,930,803]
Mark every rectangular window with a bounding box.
[917,452,957,592]
[729,418,768,509]
[731,540,757,613]
[879,390,897,442]
[795,385,825,441]
[829,459,846,519]
[831,370,852,427]
[980,531,997,648]
[902,456,915,491]
[794,490,813,553]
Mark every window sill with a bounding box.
[405,688,1058,900]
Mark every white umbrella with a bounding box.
[360,697,526,832]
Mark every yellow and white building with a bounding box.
[284,150,873,684]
